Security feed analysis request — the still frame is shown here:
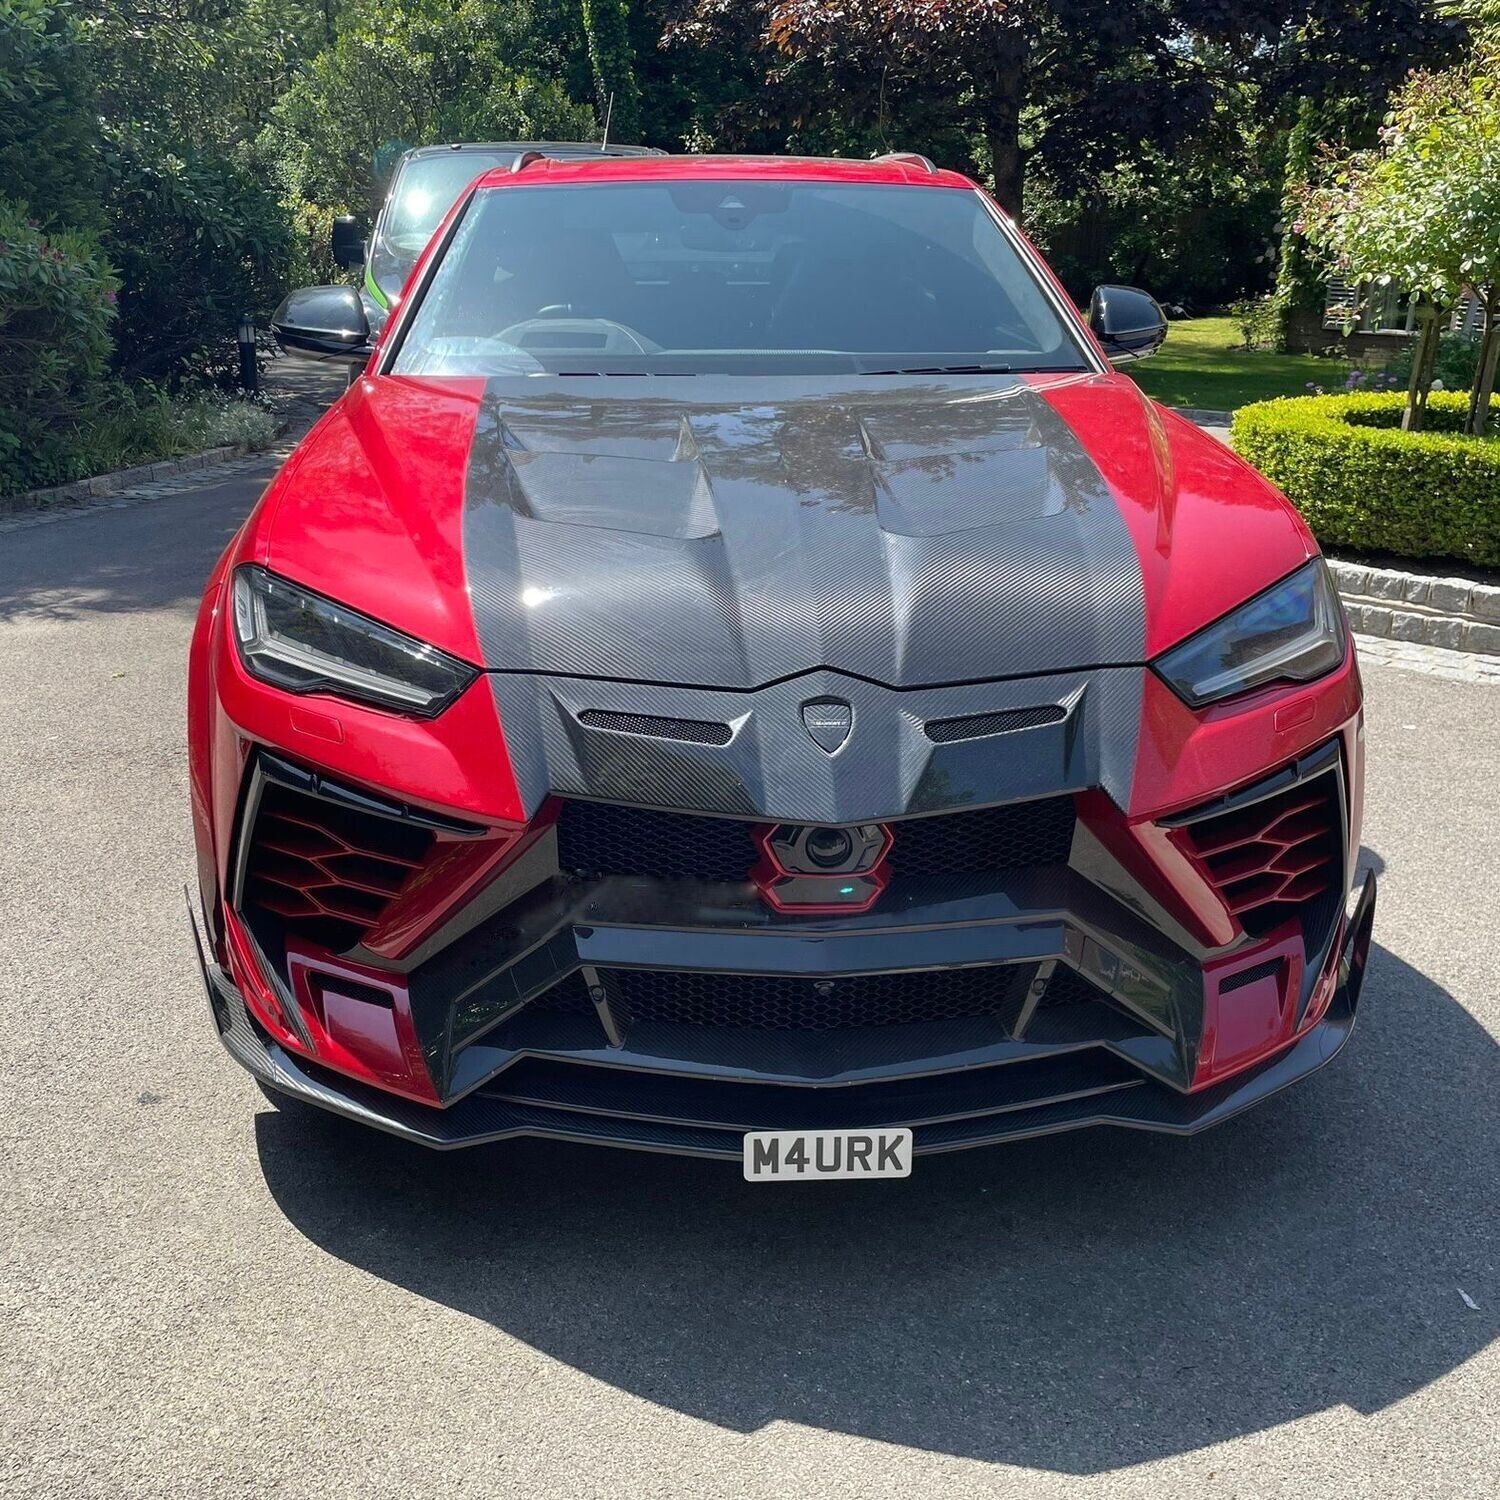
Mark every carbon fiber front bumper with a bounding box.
[195,873,1375,1158]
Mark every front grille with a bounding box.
[556,800,759,880]
[886,796,1075,877]
[243,782,433,950]
[1178,770,1343,945]
[554,795,1076,885]
[536,965,1032,1031]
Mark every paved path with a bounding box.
[1,453,1496,1499]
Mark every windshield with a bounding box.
[388,181,1088,376]
[369,152,515,301]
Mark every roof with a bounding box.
[401,141,664,161]
[471,154,977,192]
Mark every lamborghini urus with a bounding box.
[190,152,1375,1179]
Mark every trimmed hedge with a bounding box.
[1231,392,1500,568]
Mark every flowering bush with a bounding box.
[1385,332,1484,394]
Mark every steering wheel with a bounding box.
[497,317,659,355]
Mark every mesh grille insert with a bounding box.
[925,705,1066,743]
[578,710,732,746]
[556,801,759,880]
[605,965,1032,1031]
[1221,957,1284,993]
[554,796,1076,885]
[516,962,1146,1045]
[886,797,1075,878]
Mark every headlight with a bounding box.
[231,565,477,716]
[1155,559,1347,708]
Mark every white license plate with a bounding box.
[742,1128,913,1181]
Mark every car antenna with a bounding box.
[601,91,614,150]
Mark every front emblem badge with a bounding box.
[801,698,853,753]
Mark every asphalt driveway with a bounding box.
[0,455,1495,1498]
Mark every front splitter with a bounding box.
[195,874,1376,1159]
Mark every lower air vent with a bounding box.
[243,781,433,950]
[924,704,1066,743]
[542,965,1033,1031]
[885,796,1075,878]
[1177,769,1343,945]
[577,710,733,746]
[1220,957,1283,993]
[556,801,759,880]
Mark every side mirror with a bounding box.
[330,215,367,270]
[1088,285,1168,362]
[270,285,372,362]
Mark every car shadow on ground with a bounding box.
[254,940,1495,1473]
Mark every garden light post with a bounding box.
[238,313,258,394]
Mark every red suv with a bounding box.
[190,152,1374,1181]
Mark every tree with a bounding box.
[1434,0,1500,32]
[669,1,1241,217]
[1027,71,1284,306]
[1262,2,1463,348]
[1298,55,1500,433]
[267,0,595,214]
[581,0,641,141]
[666,1,1460,222]
[79,0,334,154]
[0,0,104,231]
[101,127,296,383]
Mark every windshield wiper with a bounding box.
[863,363,1013,375]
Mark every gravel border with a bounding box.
[0,444,250,517]
[0,445,297,536]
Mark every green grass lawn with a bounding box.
[1126,316,1347,412]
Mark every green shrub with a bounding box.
[0,0,103,233]
[101,129,294,386]
[77,383,277,475]
[282,192,347,292]
[1231,391,1500,567]
[1383,331,1483,394]
[169,389,278,452]
[1229,295,1280,352]
[0,196,118,494]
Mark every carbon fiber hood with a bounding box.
[464,375,1145,689]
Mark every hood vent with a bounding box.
[924,704,1066,743]
[577,709,733,746]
